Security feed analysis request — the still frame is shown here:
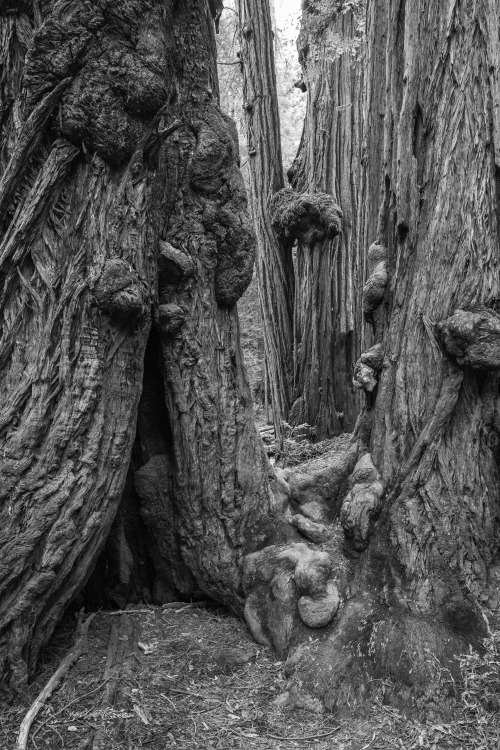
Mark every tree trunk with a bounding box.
[0,0,288,689]
[237,0,295,439]
[240,0,500,716]
[368,0,500,643]
[0,0,161,686]
[288,2,365,437]
[300,0,500,711]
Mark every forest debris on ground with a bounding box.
[2,604,500,750]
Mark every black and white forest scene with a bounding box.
[2,1,500,748]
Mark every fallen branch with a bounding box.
[32,677,111,740]
[16,612,96,750]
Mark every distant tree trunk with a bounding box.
[236,0,294,440]
[0,0,290,689]
[288,3,365,437]
[238,0,364,440]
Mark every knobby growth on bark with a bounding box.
[287,0,366,438]
[2,0,500,723]
[0,0,287,690]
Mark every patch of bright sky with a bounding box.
[274,0,302,26]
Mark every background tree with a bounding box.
[287,0,366,436]
[216,1,305,414]
[236,0,295,440]
[237,0,365,440]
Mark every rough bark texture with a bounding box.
[367,0,500,637]
[287,1,365,437]
[237,0,294,438]
[0,0,163,686]
[0,0,284,689]
[240,0,500,717]
[294,0,500,713]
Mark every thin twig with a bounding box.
[16,612,96,750]
[31,677,112,739]
[95,608,154,617]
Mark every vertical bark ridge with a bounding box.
[288,5,365,436]
[237,0,294,437]
[0,0,172,686]
[369,0,500,621]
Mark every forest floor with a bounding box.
[3,597,500,750]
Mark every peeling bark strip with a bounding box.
[0,78,70,223]
[0,140,79,274]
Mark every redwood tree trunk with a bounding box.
[0,0,288,689]
[237,0,294,438]
[296,0,500,710]
[369,0,500,630]
[0,0,158,685]
[288,2,365,436]
[239,0,500,715]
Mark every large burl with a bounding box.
[189,106,255,307]
[270,188,342,247]
[26,0,173,165]
[437,308,500,370]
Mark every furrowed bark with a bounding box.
[240,0,500,717]
[288,2,365,437]
[0,0,166,688]
[0,0,294,688]
[367,0,500,624]
[283,0,500,714]
[237,0,294,440]
[151,0,293,612]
